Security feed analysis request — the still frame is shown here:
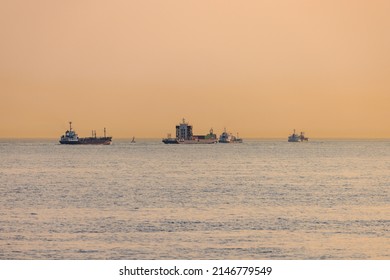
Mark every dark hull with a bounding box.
[60,137,112,145]
[219,140,243,143]
[162,138,217,144]
[162,138,179,144]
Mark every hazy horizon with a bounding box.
[1,1,389,138]
[1,136,389,141]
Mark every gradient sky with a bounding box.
[1,0,389,138]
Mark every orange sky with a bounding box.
[1,0,389,138]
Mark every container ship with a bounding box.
[59,122,112,145]
[162,119,217,144]
[288,129,308,142]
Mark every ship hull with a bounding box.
[59,140,80,144]
[162,138,217,144]
[288,137,308,142]
[162,138,179,144]
[60,137,112,145]
[178,139,217,144]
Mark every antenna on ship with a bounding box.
[69,121,72,131]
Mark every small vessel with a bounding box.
[219,129,243,143]
[131,137,136,143]
[162,133,178,144]
[162,118,217,144]
[59,122,112,145]
[288,129,308,142]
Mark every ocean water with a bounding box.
[0,139,389,259]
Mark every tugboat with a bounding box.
[59,122,112,145]
[162,133,178,144]
[162,118,217,144]
[219,128,243,143]
[288,129,308,142]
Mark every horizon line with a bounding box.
[1,137,389,141]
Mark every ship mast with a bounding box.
[104,128,106,138]
[69,121,72,131]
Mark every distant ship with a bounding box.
[131,136,136,143]
[219,129,243,143]
[59,122,112,145]
[288,129,308,142]
[162,119,217,144]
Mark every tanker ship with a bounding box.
[59,122,112,145]
[162,119,217,144]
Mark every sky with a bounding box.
[1,0,389,138]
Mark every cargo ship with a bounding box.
[162,119,217,144]
[219,129,243,143]
[59,122,112,145]
[288,129,308,142]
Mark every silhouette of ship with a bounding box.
[288,129,308,142]
[219,128,243,143]
[59,122,112,145]
[162,118,217,144]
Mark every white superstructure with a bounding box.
[176,118,193,140]
[60,122,79,143]
[219,128,243,143]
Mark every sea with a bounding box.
[0,139,389,260]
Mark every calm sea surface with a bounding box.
[0,139,389,259]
